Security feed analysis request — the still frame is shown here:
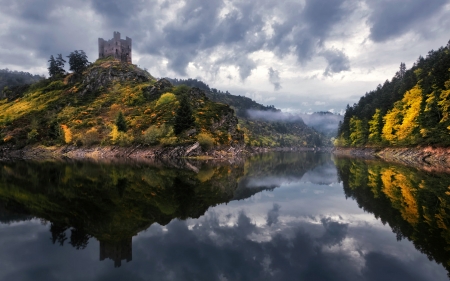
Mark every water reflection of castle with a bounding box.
[100,238,132,267]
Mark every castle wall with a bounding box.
[98,32,132,63]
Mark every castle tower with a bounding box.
[98,31,132,63]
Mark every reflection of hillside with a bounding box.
[335,157,450,275]
[0,152,334,266]
[0,160,243,265]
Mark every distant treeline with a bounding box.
[336,41,450,147]
[167,77,277,118]
[0,69,43,97]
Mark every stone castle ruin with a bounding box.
[98,32,132,63]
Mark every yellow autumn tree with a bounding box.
[61,125,72,144]
[382,102,403,145]
[380,167,419,225]
[395,86,422,144]
[438,79,450,131]
[368,109,382,144]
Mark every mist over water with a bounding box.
[246,109,343,136]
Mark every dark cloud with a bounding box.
[321,48,351,76]
[0,0,356,78]
[366,0,448,42]
[319,217,348,245]
[268,67,282,91]
[362,252,422,281]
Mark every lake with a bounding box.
[0,152,449,280]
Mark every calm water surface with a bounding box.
[0,152,449,280]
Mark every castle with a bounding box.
[98,32,132,63]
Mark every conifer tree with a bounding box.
[174,94,195,135]
[48,55,58,77]
[115,111,127,132]
[55,54,66,75]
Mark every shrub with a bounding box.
[110,125,133,146]
[83,127,100,146]
[160,136,177,146]
[27,129,39,142]
[156,93,176,107]
[143,124,172,145]
[197,133,214,150]
[44,81,65,92]
[61,125,73,144]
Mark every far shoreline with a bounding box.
[0,144,333,163]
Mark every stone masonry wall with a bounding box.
[98,31,132,63]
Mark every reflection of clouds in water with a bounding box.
[129,210,443,281]
[242,162,339,190]
[245,176,300,188]
[266,204,280,226]
[301,163,339,185]
[0,211,446,280]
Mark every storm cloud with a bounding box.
[268,67,282,91]
[0,0,449,113]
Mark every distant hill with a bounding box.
[168,78,330,147]
[301,111,343,138]
[167,78,278,117]
[0,69,44,99]
[336,40,450,147]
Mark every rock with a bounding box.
[143,78,173,101]
[185,142,200,156]
[185,128,197,137]
[78,61,152,95]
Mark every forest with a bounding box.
[336,41,450,147]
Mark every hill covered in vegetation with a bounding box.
[168,78,329,147]
[336,41,450,147]
[0,57,243,151]
[0,57,326,153]
[0,69,44,100]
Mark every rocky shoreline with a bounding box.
[333,146,450,173]
[0,144,328,163]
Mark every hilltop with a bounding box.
[0,57,327,159]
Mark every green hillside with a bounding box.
[0,57,243,149]
[169,78,328,147]
[336,41,450,147]
[0,69,44,100]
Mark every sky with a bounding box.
[1,0,449,114]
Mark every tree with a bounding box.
[55,54,66,74]
[174,94,195,135]
[48,55,58,77]
[115,111,127,132]
[67,50,89,75]
[395,62,406,79]
[368,109,382,144]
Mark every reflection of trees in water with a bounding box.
[0,160,243,265]
[0,152,331,266]
[335,157,450,276]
